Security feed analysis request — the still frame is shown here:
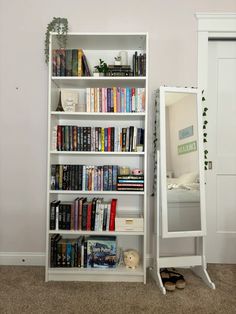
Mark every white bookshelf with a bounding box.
[46,32,148,283]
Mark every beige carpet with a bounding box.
[0,264,236,314]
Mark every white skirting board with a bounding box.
[0,252,152,268]
[0,252,45,266]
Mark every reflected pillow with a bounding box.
[178,172,199,184]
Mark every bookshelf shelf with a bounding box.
[48,230,144,236]
[48,265,144,282]
[50,151,145,156]
[52,77,146,88]
[51,112,146,121]
[46,32,148,284]
[49,190,145,195]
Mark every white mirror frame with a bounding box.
[160,86,206,238]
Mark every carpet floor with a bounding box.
[0,264,235,314]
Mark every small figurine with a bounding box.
[124,249,140,269]
[114,56,121,66]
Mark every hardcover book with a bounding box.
[86,236,117,268]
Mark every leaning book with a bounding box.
[86,236,117,269]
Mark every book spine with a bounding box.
[86,88,90,112]
[91,198,97,231]
[87,127,91,151]
[90,88,94,112]
[86,203,92,231]
[56,50,61,76]
[102,204,108,231]
[84,241,87,268]
[65,49,72,76]
[78,49,84,76]
[122,128,127,152]
[108,165,112,191]
[72,49,78,76]
[66,205,71,230]
[52,50,57,76]
[82,202,87,230]
[101,128,105,152]
[99,88,102,112]
[57,126,62,151]
[113,87,117,112]
[82,54,91,76]
[106,203,111,231]
[109,199,117,231]
[103,165,109,191]
[107,128,111,152]
[112,165,118,191]
[60,49,66,76]
[110,88,114,112]
[50,202,56,230]
[116,87,121,112]
[78,199,83,230]
[126,88,130,112]
[107,88,111,112]
[55,203,59,230]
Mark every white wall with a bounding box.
[0,0,235,262]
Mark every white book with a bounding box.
[51,126,57,151]
[90,88,95,112]
[55,204,59,230]
[81,244,84,268]
[99,203,104,232]
[94,200,101,231]
[106,203,111,231]
[86,88,90,112]
[133,127,137,151]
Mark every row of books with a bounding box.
[52,49,91,77]
[51,164,118,191]
[50,198,117,232]
[53,125,144,152]
[117,175,144,191]
[52,49,146,78]
[133,52,146,76]
[50,235,117,268]
[51,165,144,191]
[86,87,145,113]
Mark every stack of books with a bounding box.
[117,174,144,191]
[106,65,132,76]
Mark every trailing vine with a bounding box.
[44,17,69,64]
[152,89,160,196]
[202,90,209,170]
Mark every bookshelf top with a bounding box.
[50,33,147,50]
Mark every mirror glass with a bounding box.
[164,91,201,233]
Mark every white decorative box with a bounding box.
[115,213,144,232]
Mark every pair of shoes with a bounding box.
[160,268,186,292]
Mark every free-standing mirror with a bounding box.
[160,87,206,238]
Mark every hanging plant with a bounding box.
[44,17,69,64]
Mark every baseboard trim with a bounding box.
[0,252,45,266]
[0,252,153,268]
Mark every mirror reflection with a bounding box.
[165,92,201,232]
